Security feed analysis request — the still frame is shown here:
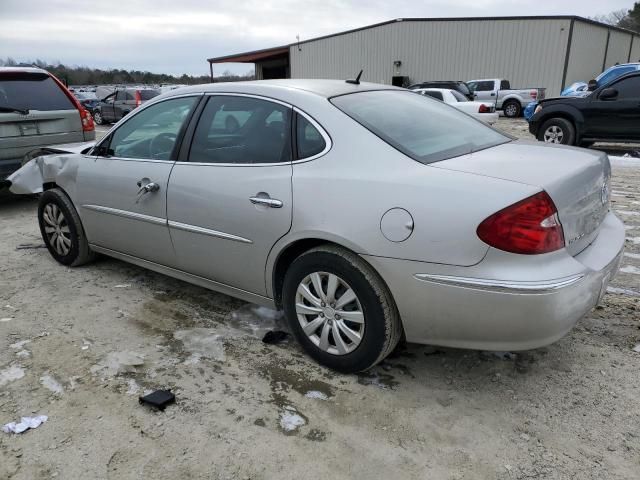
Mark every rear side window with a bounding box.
[0,72,74,111]
[296,113,326,158]
[331,90,509,165]
[189,96,291,164]
[450,90,468,102]
[115,91,126,101]
[140,90,159,100]
[473,81,494,91]
[422,91,443,101]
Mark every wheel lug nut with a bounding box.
[321,302,325,307]
[335,314,340,320]
[320,313,324,317]
[330,303,335,308]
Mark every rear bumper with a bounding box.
[364,212,625,351]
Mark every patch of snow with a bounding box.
[15,350,30,358]
[616,210,640,217]
[2,415,48,434]
[305,390,329,400]
[126,379,141,395]
[0,317,12,322]
[9,339,31,349]
[620,265,640,275]
[229,304,287,338]
[279,406,306,432]
[113,284,131,288]
[0,365,25,387]
[626,237,640,245]
[624,252,640,260]
[40,373,64,395]
[607,286,640,297]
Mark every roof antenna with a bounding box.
[346,70,363,85]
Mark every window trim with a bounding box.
[292,107,332,163]
[91,93,203,162]
[178,92,306,167]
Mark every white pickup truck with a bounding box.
[467,79,546,118]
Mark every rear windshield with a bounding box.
[331,90,510,164]
[139,90,159,100]
[0,72,75,111]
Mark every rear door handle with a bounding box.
[250,196,283,208]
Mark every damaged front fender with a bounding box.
[5,153,82,196]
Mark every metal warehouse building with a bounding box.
[208,16,640,96]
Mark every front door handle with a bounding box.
[136,179,160,203]
[250,196,283,208]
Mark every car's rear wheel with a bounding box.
[503,100,522,118]
[282,245,402,373]
[93,110,104,125]
[538,118,576,145]
[38,188,95,267]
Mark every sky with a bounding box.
[0,0,634,77]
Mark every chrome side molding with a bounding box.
[414,273,585,294]
[168,220,253,244]
[82,204,166,226]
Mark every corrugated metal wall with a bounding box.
[605,30,633,67]
[290,18,572,95]
[632,36,640,62]
[564,21,608,88]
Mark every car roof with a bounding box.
[414,88,450,93]
[0,66,49,75]
[163,79,403,99]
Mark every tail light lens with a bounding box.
[478,104,490,113]
[48,73,95,132]
[530,90,538,100]
[135,90,142,108]
[477,191,565,255]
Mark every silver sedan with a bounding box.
[7,79,625,372]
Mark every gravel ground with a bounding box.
[1,124,639,480]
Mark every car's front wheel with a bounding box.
[93,110,104,125]
[38,188,95,266]
[282,245,402,373]
[538,117,576,145]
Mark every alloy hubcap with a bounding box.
[295,272,364,356]
[506,104,517,116]
[544,125,564,143]
[43,203,71,256]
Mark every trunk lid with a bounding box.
[432,140,610,256]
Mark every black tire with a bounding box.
[579,141,594,148]
[38,188,95,267]
[282,245,402,373]
[537,117,576,145]
[502,100,522,118]
[93,110,104,125]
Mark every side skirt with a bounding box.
[90,244,276,308]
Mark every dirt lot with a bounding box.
[1,123,639,479]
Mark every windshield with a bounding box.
[0,72,75,111]
[331,90,510,164]
[596,66,637,87]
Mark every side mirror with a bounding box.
[599,88,618,101]
[587,79,598,91]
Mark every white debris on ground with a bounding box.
[0,365,25,387]
[625,252,640,259]
[174,328,226,362]
[279,406,306,432]
[2,415,48,434]
[90,351,145,377]
[0,317,12,322]
[229,304,287,338]
[40,373,64,395]
[9,339,30,349]
[620,265,640,275]
[606,286,640,297]
[305,390,329,400]
[126,379,141,395]
[113,284,131,288]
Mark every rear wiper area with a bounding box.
[0,106,30,115]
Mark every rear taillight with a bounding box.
[530,90,538,100]
[135,90,142,108]
[48,72,94,132]
[477,191,565,255]
[478,104,490,113]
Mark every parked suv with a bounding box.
[92,87,159,125]
[0,67,95,178]
[408,81,474,100]
[529,71,640,146]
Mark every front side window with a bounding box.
[115,90,126,101]
[296,113,326,158]
[189,96,291,164]
[106,96,196,160]
[331,90,510,165]
[610,76,640,99]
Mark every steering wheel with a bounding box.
[149,132,177,160]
